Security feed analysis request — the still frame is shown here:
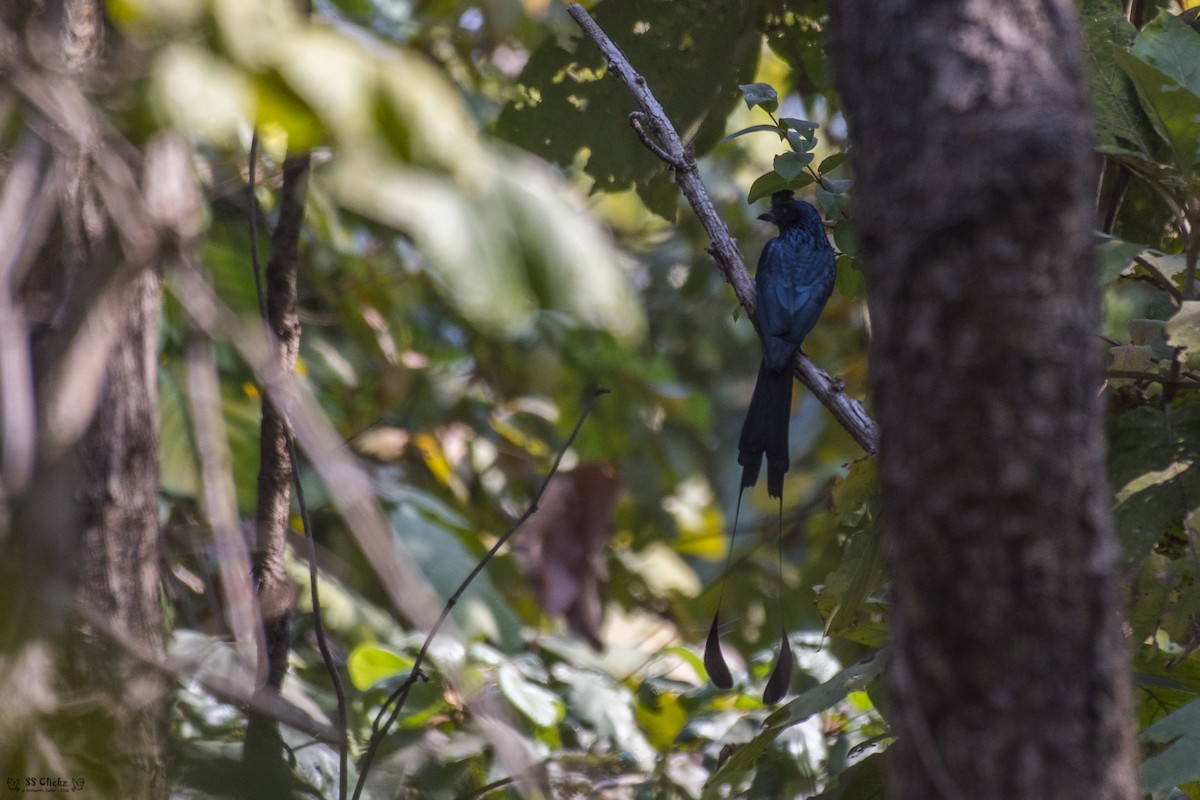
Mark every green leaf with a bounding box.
[390,505,524,650]
[720,124,785,144]
[1109,404,1200,569]
[1142,698,1200,793]
[818,153,847,174]
[157,363,262,513]
[834,254,863,299]
[1133,646,1200,727]
[748,170,789,203]
[831,458,876,516]
[1096,235,1148,284]
[1139,250,1189,279]
[498,663,562,728]
[833,219,862,260]
[703,650,888,797]
[1115,49,1200,178]
[812,752,886,800]
[347,644,413,691]
[816,187,849,220]
[1166,301,1200,366]
[786,129,813,153]
[254,68,326,151]
[1108,343,1155,386]
[774,151,813,182]
[1132,12,1200,98]
[738,82,779,112]
[158,365,198,500]
[326,152,646,345]
[553,664,657,769]
[1129,318,1167,346]
[763,649,889,728]
[789,173,818,192]
[497,0,762,219]
[1081,0,1157,159]
[816,527,887,647]
[821,177,854,194]
[779,117,818,136]
[151,45,252,143]
[634,687,687,750]
[659,645,708,679]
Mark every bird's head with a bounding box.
[757,190,824,231]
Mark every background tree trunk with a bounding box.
[829,1,1138,798]
[0,2,168,796]
[71,268,167,798]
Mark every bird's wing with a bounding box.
[756,239,792,338]
[758,244,835,371]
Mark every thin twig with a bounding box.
[566,3,879,454]
[248,133,267,321]
[351,388,610,800]
[1106,370,1200,388]
[246,137,348,800]
[169,250,542,799]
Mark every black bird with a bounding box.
[738,191,836,498]
[706,190,836,703]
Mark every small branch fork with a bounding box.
[566,4,879,454]
[350,388,610,800]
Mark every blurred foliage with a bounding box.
[1082,3,1200,797]
[20,0,1195,796]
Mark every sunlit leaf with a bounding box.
[498,663,563,728]
[1131,12,1200,98]
[347,643,414,690]
[213,0,298,67]
[152,45,252,144]
[1166,301,1200,366]
[1110,405,1200,569]
[634,687,687,749]
[1081,0,1157,159]
[1116,49,1200,178]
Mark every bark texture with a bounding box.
[829,2,1137,798]
[0,2,168,796]
[73,269,167,798]
[244,152,311,797]
[251,153,311,690]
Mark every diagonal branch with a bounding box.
[567,3,879,455]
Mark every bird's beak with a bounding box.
[757,211,778,224]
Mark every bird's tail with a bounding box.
[738,360,793,498]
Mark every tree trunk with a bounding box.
[829,2,1137,798]
[0,1,168,795]
[71,268,168,798]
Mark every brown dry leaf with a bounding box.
[515,463,622,648]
